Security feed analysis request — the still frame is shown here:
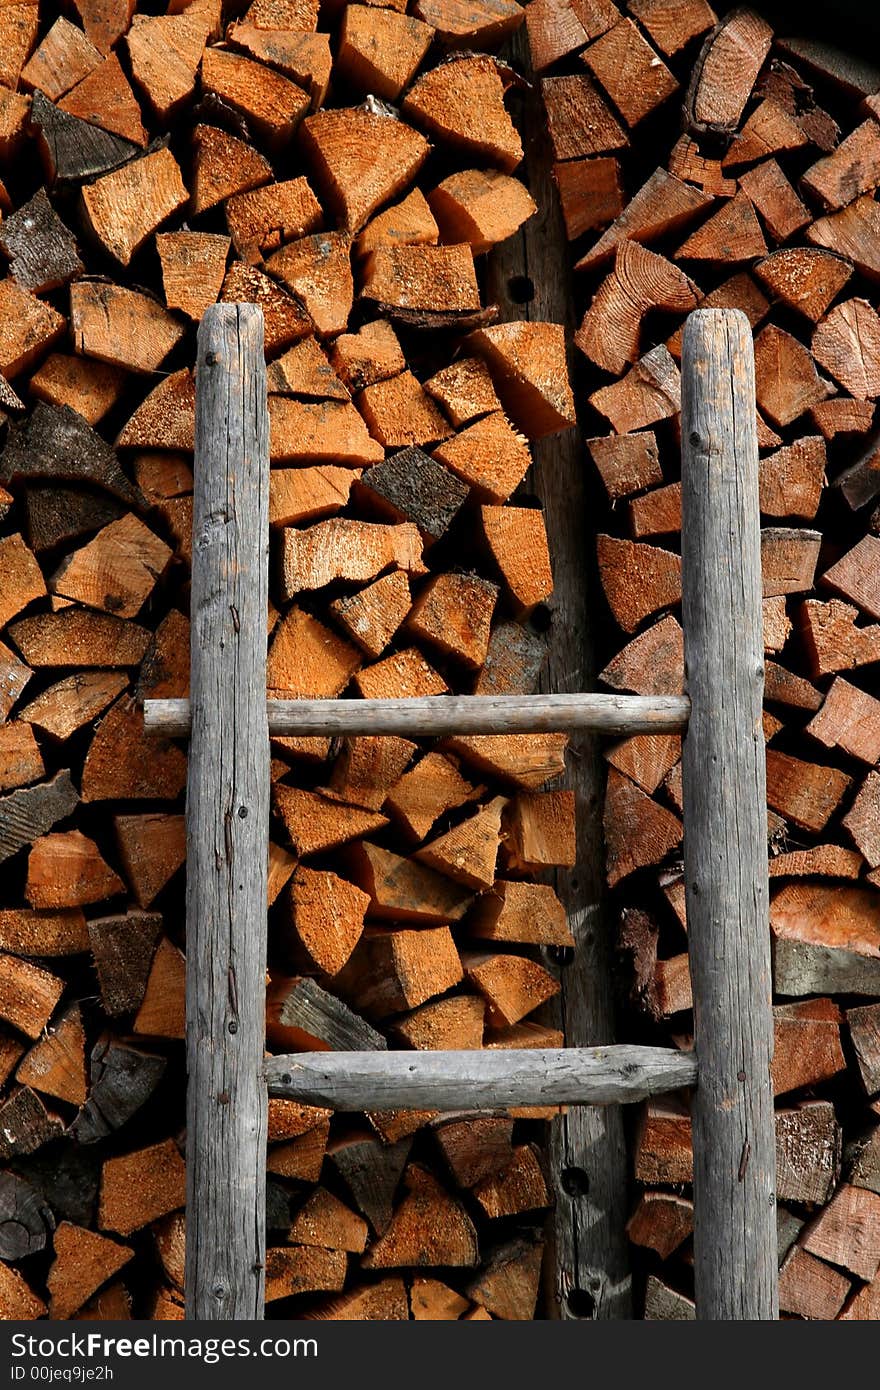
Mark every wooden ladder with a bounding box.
[144,302,778,1323]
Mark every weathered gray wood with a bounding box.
[264,1046,697,1110]
[489,26,631,1321]
[144,691,690,739]
[774,936,880,997]
[0,1173,54,1260]
[0,770,79,864]
[680,308,777,1322]
[185,304,269,1322]
[278,977,387,1052]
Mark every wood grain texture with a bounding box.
[265,1047,697,1109]
[184,304,269,1321]
[486,27,630,1321]
[680,309,777,1321]
[145,692,691,739]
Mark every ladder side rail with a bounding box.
[264,1046,698,1110]
[144,692,691,739]
[184,304,271,1321]
[680,309,778,1321]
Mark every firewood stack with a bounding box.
[0,0,589,1324]
[532,1,880,1321]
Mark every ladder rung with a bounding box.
[144,692,691,740]
[263,1046,697,1110]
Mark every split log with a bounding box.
[596,535,682,633]
[576,241,698,376]
[552,156,623,241]
[80,148,187,266]
[26,829,124,908]
[823,534,880,618]
[349,840,474,922]
[71,1038,166,1145]
[576,167,712,274]
[847,1004,880,1096]
[334,925,463,1017]
[754,246,853,323]
[328,1132,412,1237]
[432,410,532,503]
[301,105,429,231]
[200,47,309,152]
[0,771,79,866]
[778,1246,850,1320]
[738,160,810,244]
[806,676,880,764]
[268,976,386,1052]
[463,951,559,1027]
[279,518,425,599]
[590,345,681,434]
[268,606,361,697]
[132,937,185,1040]
[626,1192,693,1259]
[47,1223,132,1321]
[541,73,625,162]
[583,18,678,128]
[403,55,523,172]
[685,7,773,140]
[362,1165,479,1269]
[189,123,272,215]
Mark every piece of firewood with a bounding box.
[356,448,467,543]
[739,159,810,244]
[74,280,187,375]
[473,1143,549,1218]
[755,247,853,328]
[274,784,387,856]
[132,937,185,1040]
[604,767,682,886]
[189,122,272,215]
[414,795,507,889]
[331,320,405,393]
[541,72,625,164]
[668,133,737,196]
[125,10,208,121]
[606,733,681,795]
[769,846,862,878]
[847,1004,880,1096]
[432,410,531,503]
[503,790,575,872]
[481,505,552,614]
[0,725,44,794]
[285,865,369,976]
[442,732,568,790]
[329,572,410,660]
[823,534,880,619]
[87,911,162,1016]
[409,1277,469,1320]
[576,240,698,376]
[590,344,681,433]
[8,608,148,671]
[583,17,678,127]
[268,339,349,403]
[70,1038,166,1145]
[0,771,79,867]
[587,431,662,502]
[471,878,574,948]
[843,771,880,868]
[626,483,682,538]
[355,187,440,263]
[361,242,480,326]
[552,155,623,240]
[329,736,416,812]
[759,526,821,598]
[30,354,126,426]
[772,883,880,975]
[0,277,65,379]
[356,372,451,449]
[363,1164,478,1269]
[685,7,773,140]
[812,298,880,400]
[407,571,498,669]
[269,396,384,465]
[596,534,681,633]
[267,1119,330,1184]
[807,193,880,281]
[279,517,425,599]
[26,830,123,909]
[226,23,330,108]
[806,676,880,764]
[463,950,558,1028]
[628,0,716,57]
[835,433,880,511]
[723,97,809,169]
[0,532,45,629]
[466,1238,542,1320]
[473,621,546,698]
[802,120,880,212]
[308,1276,408,1321]
[354,647,448,699]
[266,1245,348,1303]
[412,0,523,46]
[200,47,309,152]
[676,188,768,263]
[0,953,63,1041]
[301,105,429,232]
[627,1191,694,1258]
[349,840,473,922]
[114,814,185,909]
[224,179,321,262]
[763,660,822,711]
[337,5,432,99]
[428,168,536,254]
[392,995,484,1051]
[666,270,770,360]
[778,1245,850,1320]
[772,1000,846,1096]
[1,401,142,508]
[48,1222,132,1320]
[20,16,102,101]
[433,1114,514,1187]
[30,89,140,187]
[758,436,826,520]
[155,231,229,322]
[115,368,195,451]
[328,1132,412,1236]
[335,925,463,1017]
[267,232,354,338]
[81,694,186,802]
[384,752,478,843]
[765,749,851,832]
[403,55,522,171]
[16,1004,86,1106]
[267,975,385,1052]
[289,1187,367,1254]
[59,52,146,146]
[469,320,575,440]
[80,147,187,266]
[268,606,361,698]
[0,189,82,295]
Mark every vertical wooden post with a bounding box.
[185,304,270,1320]
[680,308,778,1320]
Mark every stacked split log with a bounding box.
[0,0,587,1324]
[529,1,880,1320]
